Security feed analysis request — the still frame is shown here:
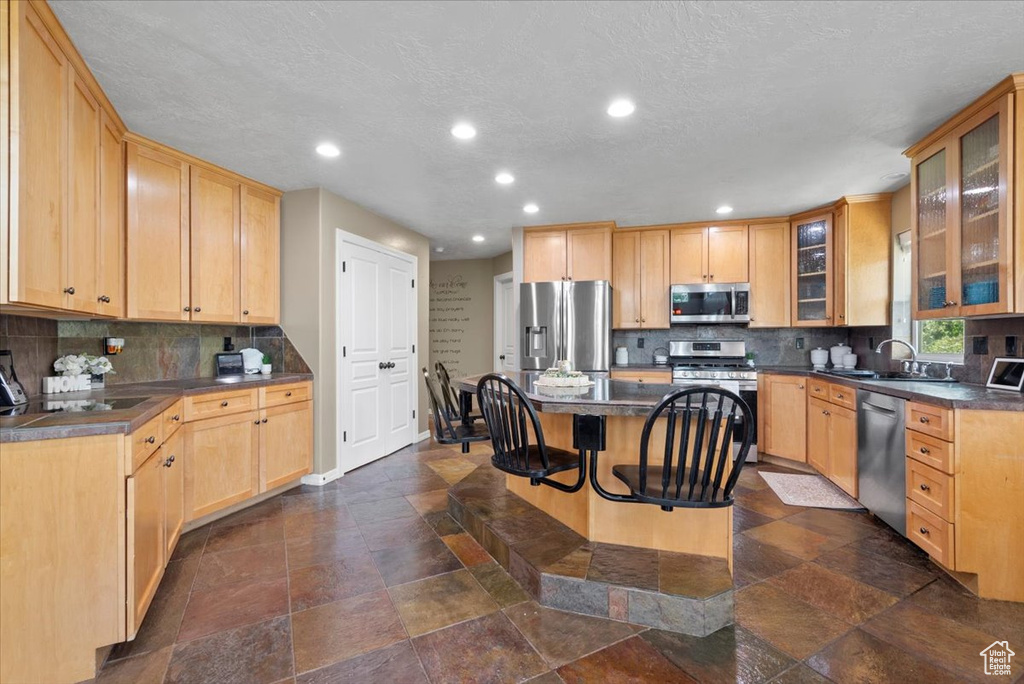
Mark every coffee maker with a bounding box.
[0,350,29,406]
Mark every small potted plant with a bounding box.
[261,353,272,375]
[87,355,116,388]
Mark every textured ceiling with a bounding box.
[51,1,1024,259]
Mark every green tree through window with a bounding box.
[919,319,965,355]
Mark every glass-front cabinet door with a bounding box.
[956,96,1011,316]
[791,213,833,326]
[912,144,954,319]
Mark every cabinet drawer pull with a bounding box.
[919,416,930,424]
[919,526,929,535]
[171,414,180,422]
[919,483,930,491]
[836,393,844,399]
[285,391,292,397]
[145,436,156,444]
[221,401,229,407]
[919,446,930,455]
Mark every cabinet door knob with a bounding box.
[164,457,173,467]
[709,274,714,280]
[255,419,261,425]
[920,446,930,455]
[98,295,110,303]
[919,526,929,535]
[920,483,930,491]
[184,306,191,312]
[797,385,804,389]
[64,286,76,295]
[634,318,640,323]
[641,318,646,323]
[243,310,249,315]
[262,418,268,424]
[194,306,202,313]
[145,436,156,444]
[221,401,229,407]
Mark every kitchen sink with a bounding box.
[823,369,958,383]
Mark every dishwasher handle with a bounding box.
[861,402,898,417]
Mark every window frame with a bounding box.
[913,319,966,365]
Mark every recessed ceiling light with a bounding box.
[495,172,515,185]
[434,246,445,253]
[315,142,340,158]
[881,171,908,181]
[606,99,636,118]
[451,122,477,140]
[472,235,485,243]
[716,205,733,215]
[523,203,539,214]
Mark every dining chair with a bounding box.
[423,368,489,453]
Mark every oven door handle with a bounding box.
[731,286,736,320]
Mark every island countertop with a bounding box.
[457,371,679,417]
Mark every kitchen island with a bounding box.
[458,371,738,565]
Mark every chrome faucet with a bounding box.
[875,339,920,376]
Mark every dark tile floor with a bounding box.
[90,441,1024,683]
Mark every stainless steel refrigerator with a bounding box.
[520,280,612,372]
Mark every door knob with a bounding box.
[379,362,384,369]
[389,362,396,369]
[499,355,505,361]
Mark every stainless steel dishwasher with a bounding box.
[857,390,906,535]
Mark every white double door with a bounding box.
[339,235,417,472]
[494,273,516,372]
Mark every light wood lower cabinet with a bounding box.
[758,373,807,462]
[261,401,314,491]
[164,428,185,558]
[128,448,166,636]
[183,410,260,521]
[805,383,858,496]
[609,369,673,384]
[183,382,314,521]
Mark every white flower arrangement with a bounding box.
[54,354,116,377]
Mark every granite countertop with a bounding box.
[759,367,1024,411]
[0,373,314,443]
[459,371,681,417]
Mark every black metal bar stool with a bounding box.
[589,387,753,511]
[475,373,585,492]
[423,368,489,453]
[436,361,482,425]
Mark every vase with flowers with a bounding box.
[54,354,116,389]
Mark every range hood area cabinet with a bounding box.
[3,0,126,317]
[522,222,613,283]
[906,76,1022,320]
[126,136,282,324]
[669,224,749,285]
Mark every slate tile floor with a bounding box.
[91,440,1024,683]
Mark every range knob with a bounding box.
[680,371,692,379]
[728,371,739,379]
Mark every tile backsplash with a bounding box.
[0,315,310,397]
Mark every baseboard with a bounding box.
[300,468,341,486]
[416,430,430,443]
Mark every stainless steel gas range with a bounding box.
[668,339,758,461]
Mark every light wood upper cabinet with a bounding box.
[567,226,613,281]
[612,232,640,328]
[126,141,191,321]
[670,225,748,285]
[748,222,791,327]
[523,223,613,283]
[639,230,671,328]
[9,2,69,310]
[260,400,313,492]
[791,212,834,327]
[834,197,891,326]
[241,185,281,324]
[183,410,260,521]
[190,166,241,323]
[910,94,1014,319]
[669,227,705,284]
[98,111,125,317]
[66,69,101,315]
[613,230,670,329]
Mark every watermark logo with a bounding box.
[980,641,1015,676]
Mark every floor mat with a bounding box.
[758,471,865,510]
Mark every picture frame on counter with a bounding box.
[985,357,1024,392]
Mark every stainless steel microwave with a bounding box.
[670,283,751,324]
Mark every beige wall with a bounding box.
[491,251,513,276]
[892,182,911,236]
[429,259,495,379]
[281,187,431,476]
